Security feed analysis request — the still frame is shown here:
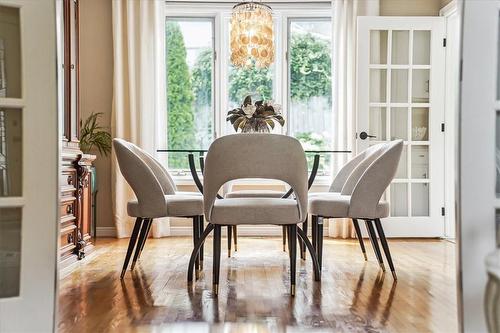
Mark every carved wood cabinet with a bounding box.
[59,0,95,268]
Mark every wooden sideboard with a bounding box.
[59,0,95,268]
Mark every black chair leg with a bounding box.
[282,225,287,252]
[233,225,238,251]
[374,218,397,280]
[137,218,153,260]
[192,216,200,278]
[120,217,143,279]
[352,218,367,261]
[311,215,318,253]
[213,225,222,296]
[188,224,215,282]
[227,225,232,257]
[131,218,150,270]
[287,225,297,296]
[298,229,305,260]
[365,219,385,271]
[317,216,324,271]
[301,217,308,260]
[199,215,204,269]
[297,228,321,281]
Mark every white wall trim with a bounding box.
[440,0,459,240]
[439,0,457,17]
[96,226,117,237]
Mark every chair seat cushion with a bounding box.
[210,198,300,225]
[225,189,284,198]
[127,194,203,218]
[308,193,389,219]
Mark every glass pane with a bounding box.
[288,19,333,175]
[391,30,409,65]
[413,30,431,65]
[0,207,21,298]
[0,109,22,196]
[370,69,387,103]
[391,69,408,103]
[411,145,429,179]
[0,6,21,98]
[412,69,430,103]
[166,19,214,169]
[370,30,388,64]
[412,108,429,141]
[369,107,386,140]
[390,183,408,216]
[390,107,408,140]
[412,183,430,216]
[395,145,408,179]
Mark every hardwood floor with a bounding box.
[58,237,458,332]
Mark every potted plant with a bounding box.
[79,112,111,241]
[226,94,284,133]
[80,112,112,156]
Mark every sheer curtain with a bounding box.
[111,0,169,238]
[328,0,379,238]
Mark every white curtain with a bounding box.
[111,0,170,238]
[328,0,379,238]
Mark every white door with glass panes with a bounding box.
[357,17,445,237]
[0,0,59,331]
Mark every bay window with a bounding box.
[164,3,333,176]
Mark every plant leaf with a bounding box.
[275,115,285,126]
[266,119,275,129]
[233,116,245,131]
[243,95,252,106]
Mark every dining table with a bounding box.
[156,147,352,269]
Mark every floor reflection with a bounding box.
[58,237,457,332]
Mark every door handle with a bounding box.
[359,131,376,140]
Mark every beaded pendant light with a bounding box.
[230,1,274,68]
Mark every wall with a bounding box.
[79,0,114,229]
[79,0,451,234]
[380,0,451,16]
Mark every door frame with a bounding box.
[0,0,59,331]
[356,16,446,237]
[440,0,459,240]
[459,0,498,331]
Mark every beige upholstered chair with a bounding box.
[309,140,403,279]
[188,133,319,296]
[224,143,386,259]
[308,143,386,260]
[113,139,204,279]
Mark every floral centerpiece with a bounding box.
[226,95,284,133]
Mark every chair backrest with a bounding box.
[329,143,385,192]
[203,133,308,222]
[127,143,177,195]
[348,140,404,218]
[340,143,387,195]
[113,138,167,217]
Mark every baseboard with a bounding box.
[96,226,117,237]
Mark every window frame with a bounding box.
[163,2,333,181]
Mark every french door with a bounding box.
[357,17,446,237]
[0,0,59,331]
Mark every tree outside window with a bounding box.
[166,18,332,172]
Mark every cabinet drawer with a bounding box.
[59,223,76,256]
[60,170,77,193]
[60,200,76,222]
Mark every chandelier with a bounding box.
[230,1,275,68]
